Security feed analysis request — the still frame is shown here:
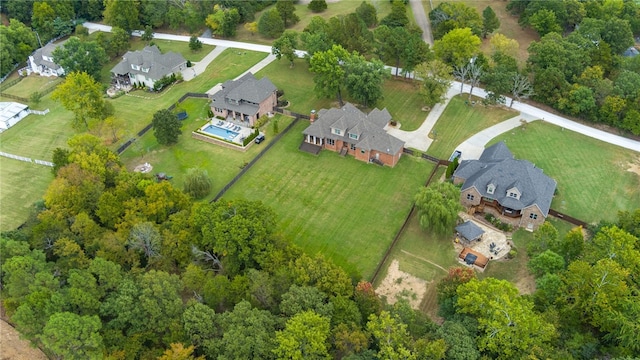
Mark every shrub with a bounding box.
[445,157,459,179]
[308,0,327,13]
[30,91,42,105]
[186,60,192,67]
[243,129,260,146]
[189,36,203,51]
[183,168,212,199]
[272,118,279,134]
[254,114,270,129]
[508,249,517,259]
[276,89,285,97]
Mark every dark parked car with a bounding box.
[255,134,265,144]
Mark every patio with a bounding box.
[456,212,511,261]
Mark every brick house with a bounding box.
[209,73,277,127]
[110,45,186,90]
[300,103,405,167]
[452,142,556,230]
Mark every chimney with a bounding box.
[310,109,316,123]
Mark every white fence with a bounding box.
[28,109,50,115]
[0,151,53,167]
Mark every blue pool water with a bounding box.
[202,124,239,140]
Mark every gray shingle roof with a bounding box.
[31,41,66,70]
[110,45,186,81]
[454,141,556,216]
[456,221,484,241]
[210,73,276,116]
[303,103,404,155]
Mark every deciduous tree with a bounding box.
[429,2,482,39]
[31,1,56,43]
[152,109,182,145]
[183,168,212,199]
[272,30,299,67]
[52,37,108,80]
[457,278,556,359]
[309,44,351,106]
[274,310,331,360]
[433,27,481,67]
[344,55,389,107]
[414,59,454,110]
[366,311,416,359]
[40,312,104,360]
[103,0,140,33]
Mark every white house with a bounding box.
[0,102,30,132]
[28,41,66,77]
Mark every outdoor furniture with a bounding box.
[176,111,188,121]
[156,173,173,182]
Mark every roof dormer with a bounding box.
[486,183,495,195]
[506,186,521,200]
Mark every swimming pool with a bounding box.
[201,124,239,140]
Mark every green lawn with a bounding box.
[222,120,434,279]
[381,79,428,131]
[426,95,518,159]
[119,98,292,202]
[0,75,62,99]
[258,59,427,129]
[0,96,73,160]
[109,48,268,149]
[0,160,53,231]
[489,121,640,223]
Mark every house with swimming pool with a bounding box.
[209,73,277,127]
[300,103,405,167]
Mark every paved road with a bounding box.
[84,22,640,155]
[409,0,434,45]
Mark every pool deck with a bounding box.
[202,119,253,144]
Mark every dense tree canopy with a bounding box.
[152,109,182,145]
[51,37,108,80]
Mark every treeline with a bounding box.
[508,0,640,135]
[2,136,640,359]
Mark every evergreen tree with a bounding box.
[482,6,500,38]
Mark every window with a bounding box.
[466,194,475,201]
[327,139,335,146]
[334,128,341,135]
[529,213,538,219]
[509,192,517,198]
[350,143,356,151]
[487,184,495,195]
[360,149,365,154]
[349,133,358,140]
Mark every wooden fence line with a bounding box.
[548,209,588,227]
[370,162,443,283]
[211,115,302,202]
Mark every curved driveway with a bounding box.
[84,22,640,156]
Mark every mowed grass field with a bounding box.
[223,120,434,279]
[119,98,293,202]
[258,59,427,129]
[426,95,517,159]
[490,121,640,223]
[0,160,53,231]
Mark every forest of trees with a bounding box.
[1,134,639,359]
[1,0,640,357]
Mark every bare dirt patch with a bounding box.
[376,259,428,309]
[626,162,640,177]
[0,320,47,360]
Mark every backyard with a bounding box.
[426,95,518,159]
[119,98,293,202]
[490,121,640,223]
[223,120,435,279]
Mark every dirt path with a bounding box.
[400,250,448,272]
[0,319,47,360]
